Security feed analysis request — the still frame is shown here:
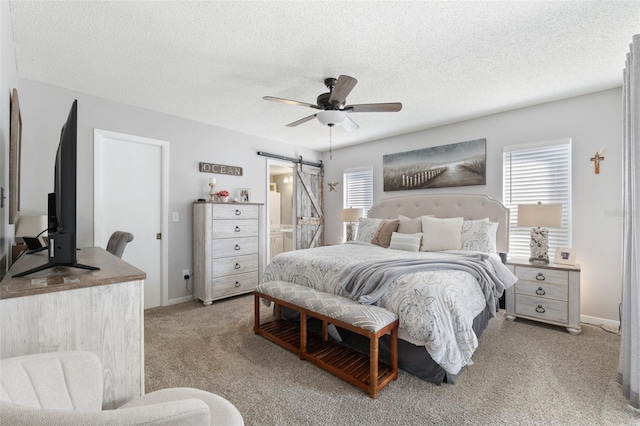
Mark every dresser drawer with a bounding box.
[211,254,259,278]
[515,294,568,324]
[515,280,568,302]
[514,266,568,286]
[210,272,259,299]
[212,204,259,220]
[212,237,259,257]
[211,220,259,238]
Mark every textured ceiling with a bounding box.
[10,1,640,152]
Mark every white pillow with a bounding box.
[461,218,492,252]
[420,216,463,251]
[488,221,499,254]
[388,232,423,252]
[355,217,383,243]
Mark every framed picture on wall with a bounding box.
[9,88,22,224]
[269,183,277,192]
[238,188,251,203]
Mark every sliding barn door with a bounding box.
[295,163,324,249]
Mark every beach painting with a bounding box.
[383,138,486,191]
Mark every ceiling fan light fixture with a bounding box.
[316,110,345,127]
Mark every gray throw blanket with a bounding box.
[340,254,506,317]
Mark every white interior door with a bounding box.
[94,129,169,309]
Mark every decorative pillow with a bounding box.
[397,214,434,234]
[388,232,423,252]
[355,217,383,243]
[371,219,400,248]
[420,216,464,251]
[461,218,492,252]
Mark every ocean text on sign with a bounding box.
[199,162,243,176]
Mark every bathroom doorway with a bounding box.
[267,160,295,261]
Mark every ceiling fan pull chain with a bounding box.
[329,126,333,160]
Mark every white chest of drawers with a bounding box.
[193,202,264,305]
[505,258,581,335]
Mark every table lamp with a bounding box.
[341,208,363,242]
[517,203,562,263]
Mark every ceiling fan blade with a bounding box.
[344,102,402,113]
[342,116,359,132]
[329,75,357,106]
[285,114,317,127]
[263,96,322,110]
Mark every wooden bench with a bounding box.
[253,281,398,398]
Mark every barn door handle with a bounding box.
[536,287,546,295]
[235,226,241,232]
[235,209,241,216]
[536,273,546,281]
[235,245,241,251]
[235,263,241,269]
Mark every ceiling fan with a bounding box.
[263,75,402,131]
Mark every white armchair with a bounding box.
[0,351,243,425]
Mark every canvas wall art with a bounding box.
[383,138,486,191]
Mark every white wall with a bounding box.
[17,78,321,302]
[322,89,623,323]
[0,2,19,278]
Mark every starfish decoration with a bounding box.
[327,180,339,192]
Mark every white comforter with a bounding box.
[263,242,517,374]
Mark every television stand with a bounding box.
[13,262,100,278]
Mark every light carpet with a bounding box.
[144,294,639,425]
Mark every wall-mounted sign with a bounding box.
[199,162,243,176]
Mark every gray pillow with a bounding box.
[388,232,423,252]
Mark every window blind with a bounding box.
[343,168,373,217]
[503,140,572,259]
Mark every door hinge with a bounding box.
[156,233,162,240]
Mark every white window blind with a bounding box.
[503,139,572,259]
[343,168,373,217]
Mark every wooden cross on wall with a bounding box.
[590,149,606,174]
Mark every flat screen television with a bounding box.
[14,100,98,277]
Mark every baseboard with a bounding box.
[581,314,620,330]
[166,295,196,306]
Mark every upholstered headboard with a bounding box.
[368,194,510,254]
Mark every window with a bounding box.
[343,167,373,217]
[503,139,572,259]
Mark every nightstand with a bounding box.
[505,258,581,335]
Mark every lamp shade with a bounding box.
[316,110,346,127]
[517,203,562,228]
[15,215,48,238]
[340,208,362,223]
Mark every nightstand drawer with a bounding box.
[515,280,568,302]
[514,266,568,286]
[515,294,568,324]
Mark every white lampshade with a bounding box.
[15,215,48,239]
[340,208,362,223]
[517,203,562,228]
[316,110,345,127]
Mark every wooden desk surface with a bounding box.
[0,247,146,300]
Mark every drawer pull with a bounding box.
[235,244,241,251]
[536,273,546,281]
[235,209,241,216]
[235,226,241,232]
[234,281,241,288]
[536,287,546,295]
[535,305,546,313]
[235,263,241,269]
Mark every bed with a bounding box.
[263,194,517,384]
